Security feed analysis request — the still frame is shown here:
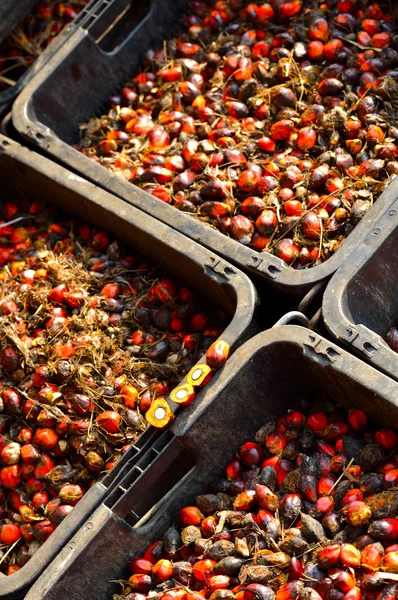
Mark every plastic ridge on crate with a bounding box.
[323,191,398,383]
[11,0,398,295]
[0,0,102,116]
[22,324,398,600]
[0,133,257,600]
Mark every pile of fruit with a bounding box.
[79,0,398,268]
[115,402,398,600]
[0,198,228,576]
[0,0,91,92]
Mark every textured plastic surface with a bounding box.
[0,0,37,45]
[0,134,257,599]
[23,325,398,600]
[323,192,398,382]
[12,0,398,294]
[0,0,100,115]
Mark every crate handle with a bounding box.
[112,437,194,522]
[273,311,310,328]
[303,331,341,365]
[80,0,153,51]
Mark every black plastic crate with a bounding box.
[12,0,398,295]
[0,0,101,116]
[323,195,398,382]
[0,133,257,599]
[22,324,398,600]
[0,1,37,45]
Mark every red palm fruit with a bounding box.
[302,212,322,240]
[315,496,334,514]
[234,490,256,510]
[0,298,18,315]
[331,571,355,592]
[17,428,33,444]
[128,558,153,575]
[96,411,121,433]
[128,574,153,593]
[207,575,230,593]
[297,127,317,150]
[244,583,274,600]
[371,32,392,48]
[230,215,254,245]
[270,119,295,141]
[348,408,368,431]
[256,508,273,528]
[342,489,363,506]
[237,169,259,192]
[318,475,336,496]
[258,136,276,153]
[251,233,270,251]
[1,389,22,416]
[1,442,21,465]
[383,549,398,575]
[275,460,294,487]
[152,559,173,583]
[324,39,344,62]
[101,282,120,299]
[121,385,139,409]
[317,545,341,568]
[38,384,59,404]
[341,589,361,600]
[33,428,58,451]
[192,559,217,581]
[341,544,361,567]
[361,543,384,571]
[255,484,279,511]
[307,41,324,60]
[33,365,50,388]
[240,197,267,218]
[206,340,230,370]
[369,519,398,542]
[226,459,242,480]
[284,200,302,216]
[345,501,372,526]
[286,411,304,428]
[0,464,20,489]
[316,440,335,457]
[266,432,286,455]
[309,17,329,41]
[384,469,398,487]
[59,484,84,506]
[255,210,278,235]
[201,515,217,538]
[274,239,299,265]
[49,284,68,304]
[1,345,21,374]
[279,493,302,523]
[143,541,162,565]
[0,523,21,544]
[278,0,302,18]
[25,477,45,495]
[234,57,252,81]
[34,453,54,479]
[307,412,328,432]
[375,429,398,452]
[239,442,262,466]
[276,582,304,600]
[288,557,303,580]
[32,491,49,510]
[179,506,204,526]
[301,473,317,502]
